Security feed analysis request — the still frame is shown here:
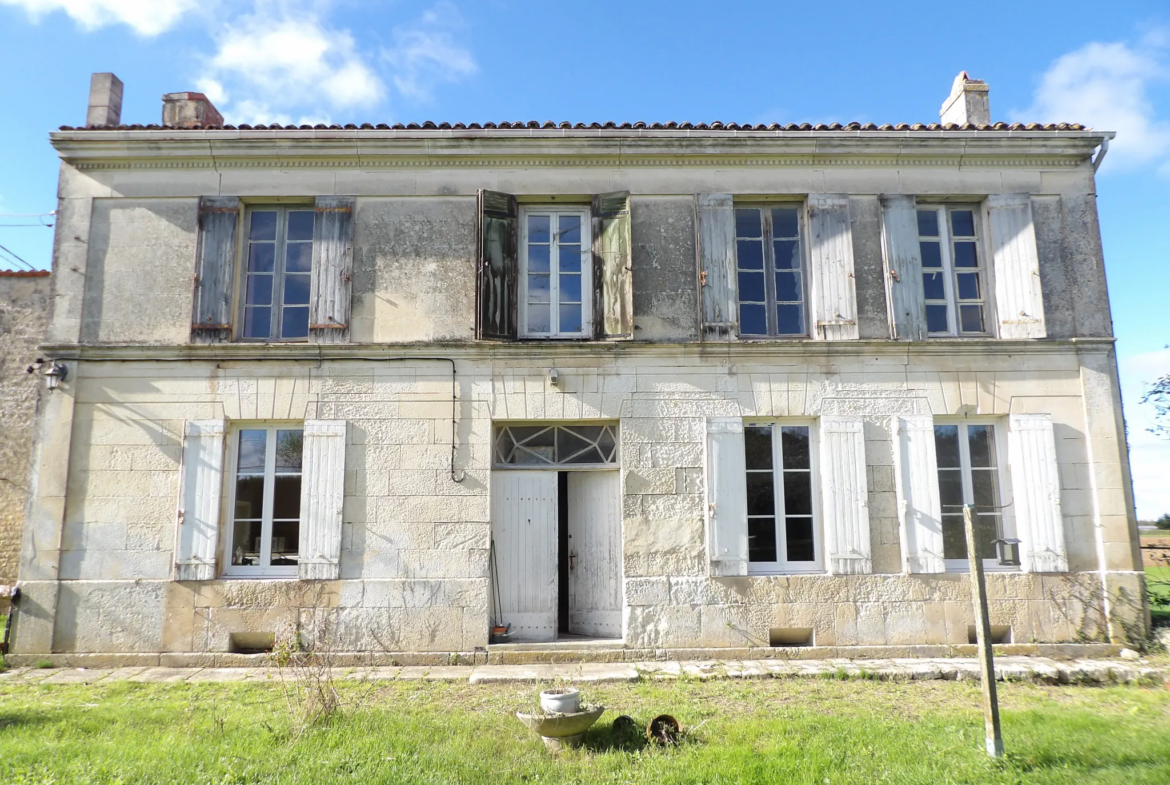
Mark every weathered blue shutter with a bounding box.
[696,194,737,341]
[191,197,239,344]
[592,191,633,340]
[880,195,927,341]
[477,190,518,340]
[309,196,355,344]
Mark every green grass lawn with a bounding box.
[3,677,1170,784]
[1149,566,1170,628]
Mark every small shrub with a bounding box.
[34,660,53,669]
[1156,513,1170,531]
[269,618,341,733]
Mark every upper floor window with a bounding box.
[744,423,820,572]
[519,207,593,338]
[241,206,314,341]
[935,422,1011,570]
[734,206,806,337]
[225,426,303,577]
[917,206,988,336]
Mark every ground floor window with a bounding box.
[935,422,1009,570]
[225,426,303,577]
[744,423,820,573]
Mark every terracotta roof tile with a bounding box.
[0,270,50,277]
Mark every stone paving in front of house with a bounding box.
[2,656,1167,687]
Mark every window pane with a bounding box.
[738,271,765,303]
[920,241,943,269]
[528,274,551,303]
[746,473,776,516]
[272,475,302,519]
[951,210,975,237]
[287,211,314,242]
[739,304,767,336]
[744,426,773,470]
[735,208,762,238]
[923,272,946,301]
[283,274,310,305]
[559,304,582,334]
[232,520,263,566]
[246,274,273,305]
[559,247,581,273]
[249,211,277,241]
[775,271,801,302]
[934,425,960,468]
[772,207,799,238]
[926,304,949,334]
[976,515,998,560]
[736,239,764,270]
[558,215,581,244]
[783,472,812,516]
[959,304,985,333]
[557,429,595,462]
[275,430,303,472]
[238,430,267,471]
[244,307,271,339]
[749,517,777,563]
[917,210,939,237]
[249,243,275,273]
[956,272,981,300]
[527,304,550,333]
[271,519,300,565]
[967,425,995,468]
[781,427,810,469]
[776,304,804,335]
[528,215,550,243]
[286,242,312,273]
[773,239,800,270]
[971,470,999,510]
[953,241,978,268]
[234,475,265,518]
[528,244,551,273]
[785,517,815,562]
[559,273,581,303]
[282,307,309,339]
[938,469,964,508]
[942,514,966,560]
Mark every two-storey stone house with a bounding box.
[8,72,1146,663]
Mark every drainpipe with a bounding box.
[1092,137,1110,173]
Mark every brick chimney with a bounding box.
[162,92,224,129]
[940,71,990,126]
[86,73,123,127]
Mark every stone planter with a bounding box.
[516,706,605,751]
[539,687,580,714]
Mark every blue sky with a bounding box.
[1,0,1168,517]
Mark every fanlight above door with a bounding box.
[494,424,619,468]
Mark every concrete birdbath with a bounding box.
[516,705,606,751]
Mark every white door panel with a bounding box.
[491,471,558,641]
[567,471,622,637]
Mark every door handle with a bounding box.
[569,551,577,571]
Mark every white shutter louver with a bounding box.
[176,420,226,581]
[696,193,738,341]
[808,195,860,341]
[987,194,1046,339]
[819,416,871,574]
[1008,414,1068,572]
[892,414,945,573]
[309,196,356,344]
[299,420,347,580]
[705,417,748,576]
[880,195,927,341]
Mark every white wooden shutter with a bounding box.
[175,420,226,581]
[808,195,859,341]
[987,194,1046,339]
[880,195,927,341]
[696,194,738,341]
[299,420,347,580]
[819,416,871,574]
[892,415,945,573]
[1008,414,1068,572]
[705,417,748,576]
[309,196,356,344]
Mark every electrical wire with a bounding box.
[0,242,38,271]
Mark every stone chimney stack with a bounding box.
[162,92,224,129]
[940,71,990,126]
[86,73,123,127]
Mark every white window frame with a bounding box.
[935,418,1017,573]
[222,424,303,578]
[917,204,992,337]
[237,204,315,343]
[744,419,823,575]
[733,202,809,338]
[519,205,593,338]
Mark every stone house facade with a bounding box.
[9,73,1146,662]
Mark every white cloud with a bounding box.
[1120,349,1170,520]
[0,0,200,36]
[382,2,476,102]
[1014,36,1170,172]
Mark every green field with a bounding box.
[1149,566,1170,628]
[3,677,1170,784]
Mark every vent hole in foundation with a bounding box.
[968,625,1012,645]
[229,632,275,654]
[769,627,814,647]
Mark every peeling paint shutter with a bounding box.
[892,415,945,573]
[988,194,1046,339]
[696,193,737,341]
[299,420,347,580]
[819,416,871,574]
[592,191,634,340]
[1008,414,1068,572]
[808,195,860,341]
[309,196,356,344]
[191,197,239,344]
[880,195,927,341]
[175,420,226,581]
[477,189,518,340]
[705,417,748,576]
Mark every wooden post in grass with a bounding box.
[965,503,1004,757]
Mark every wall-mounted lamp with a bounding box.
[548,368,559,388]
[993,538,1021,568]
[27,358,68,391]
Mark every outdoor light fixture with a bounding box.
[27,358,68,391]
[548,368,560,387]
[993,538,1021,567]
